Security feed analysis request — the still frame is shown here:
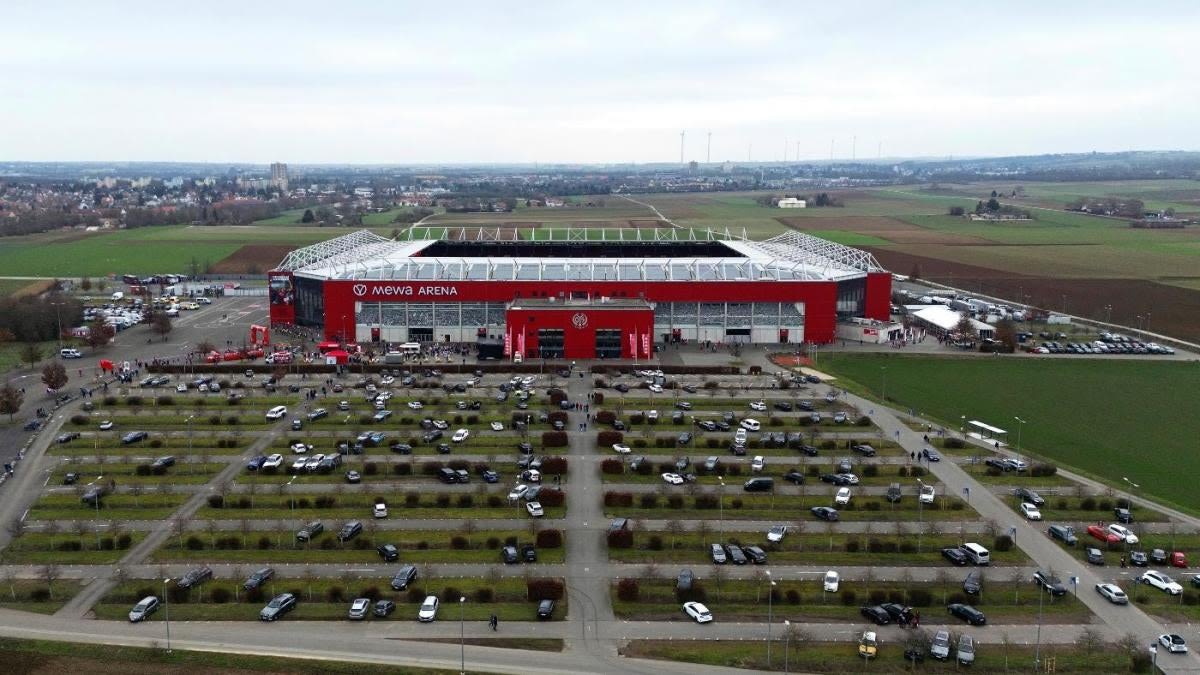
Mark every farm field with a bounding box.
[818,353,1200,516]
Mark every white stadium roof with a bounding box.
[278,227,885,283]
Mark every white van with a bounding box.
[59,348,83,359]
[740,418,761,432]
[111,291,124,302]
[265,405,288,421]
[961,542,990,565]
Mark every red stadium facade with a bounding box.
[270,229,891,358]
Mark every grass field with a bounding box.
[0,637,468,674]
[819,353,1200,515]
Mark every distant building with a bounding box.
[270,162,289,191]
[777,197,806,209]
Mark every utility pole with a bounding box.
[783,138,788,162]
[852,135,857,160]
[829,139,834,161]
[706,131,712,164]
[748,143,752,162]
[680,130,686,165]
[795,140,800,162]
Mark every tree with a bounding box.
[993,320,1017,351]
[301,209,315,223]
[954,316,976,341]
[80,277,93,291]
[150,311,173,340]
[41,363,68,393]
[986,198,1001,212]
[37,564,62,599]
[20,342,43,369]
[196,340,216,355]
[908,263,922,280]
[0,384,22,421]
[83,319,115,350]
[948,206,965,217]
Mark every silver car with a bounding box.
[931,629,951,660]
[957,634,976,664]
[128,595,159,622]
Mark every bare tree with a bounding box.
[642,563,661,581]
[206,520,219,549]
[1009,568,1023,604]
[665,519,682,551]
[0,568,16,600]
[38,564,62,599]
[171,518,186,550]
[129,483,144,509]
[934,568,950,604]
[752,568,768,603]
[711,565,726,602]
[1076,627,1105,656]
[43,520,61,550]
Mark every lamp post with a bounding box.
[1013,416,1026,463]
[783,619,792,674]
[1122,476,1139,524]
[163,577,172,653]
[285,475,298,511]
[186,415,194,456]
[916,478,924,552]
[766,571,775,666]
[960,415,966,436]
[1034,568,1044,670]
[459,595,467,675]
[717,476,725,536]
[88,475,104,549]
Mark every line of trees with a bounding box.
[0,294,82,343]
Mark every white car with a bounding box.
[749,400,767,412]
[99,420,114,431]
[835,487,852,505]
[833,412,848,424]
[1095,583,1128,605]
[740,418,760,432]
[373,501,388,518]
[919,484,936,504]
[291,443,312,454]
[432,420,449,430]
[751,455,765,472]
[508,484,529,501]
[838,473,860,485]
[521,469,541,483]
[647,410,659,421]
[291,457,309,472]
[661,472,685,485]
[648,384,663,393]
[176,383,187,393]
[1107,523,1138,545]
[526,501,544,517]
[262,454,283,469]
[417,595,439,622]
[265,405,287,420]
[767,525,787,543]
[452,429,470,443]
[1019,502,1042,520]
[304,454,324,471]
[490,422,504,431]
[1141,571,1183,595]
[682,601,713,623]
[407,401,423,410]
[380,376,395,385]
[823,570,840,592]
[1158,634,1188,654]
[612,443,631,454]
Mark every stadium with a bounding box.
[268,227,892,359]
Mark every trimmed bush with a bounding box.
[526,578,564,601]
[607,529,633,549]
[536,529,563,548]
[542,431,568,448]
[616,577,639,601]
[994,534,1014,552]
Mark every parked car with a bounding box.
[948,603,987,626]
[537,598,556,620]
[348,598,371,620]
[930,630,951,660]
[243,567,275,591]
[743,545,767,564]
[259,593,297,621]
[1114,507,1134,523]
[823,570,840,592]
[1019,502,1042,520]
[1107,523,1139,545]
[942,548,968,566]
[725,544,747,565]
[811,506,839,522]
[1087,524,1121,545]
[710,543,727,564]
[1048,524,1077,546]
[957,635,976,665]
[377,544,399,562]
[683,601,713,623]
[337,521,363,542]
[1015,487,1044,506]
[1087,547,1105,565]
[128,595,159,622]
[767,525,787,543]
[860,605,890,625]
[417,595,440,622]
[1095,583,1128,604]
[177,566,213,590]
[374,599,396,617]
[1141,570,1183,595]
[1033,570,1067,596]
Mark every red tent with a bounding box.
[324,349,350,365]
[98,359,114,372]
[318,341,342,353]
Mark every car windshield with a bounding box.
[269,596,287,607]
[934,633,949,646]
[421,600,436,610]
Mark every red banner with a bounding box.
[641,333,650,359]
[517,329,526,355]
[629,332,637,358]
[503,329,512,357]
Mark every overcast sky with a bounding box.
[3,1,1197,164]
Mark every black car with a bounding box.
[677,433,692,445]
[798,401,815,411]
[259,593,297,621]
[1015,487,1045,506]
[1114,507,1134,523]
[374,599,396,617]
[783,470,805,485]
[375,543,399,562]
[984,457,1011,471]
[177,566,213,590]
[773,402,793,412]
[1087,547,1105,565]
[850,443,876,457]
[744,545,767,564]
[1033,570,1067,596]
[243,567,275,591]
[921,447,941,462]
[63,472,79,485]
[151,455,175,469]
[56,432,81,444]
[501,545,520,564]
[1130,550,1148,566]
[798,444,819,457]
[811,506,839,522]
[675,457,690,472]
[296,521,323,542]
[307,408,328,421]
[860,605,891,625]
[697,420,717,432]
[819,473,842,484]
[947,603,987,626]
[1150,548,1168,565]
[942,548,968,566]
[725,544,747,565]
[714,421,731,432]
[422,430,443,443]
[881,602,913,624]
[517,442,533,455]
[521,544,538,563]
[390,442,413,454]
[537,599,555,620]
[390,565,418,590]
[962,571,981,595]
[337,521,363,542]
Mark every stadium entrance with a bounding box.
[506,298,654,360]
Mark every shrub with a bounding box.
[126,395,143,406]
[526,578,564,601]
[786,589,801,604]
[541,456,568,475]
[841,590,857,606]
[601,459,624,475]
[667,495,683,509]
[486,495,503,508]
[944,438,965,449]
[845,539,860,553]
[208,415,222,425]
[856,416,871,427]
[359,585,382,602]
[225,416,240,425]
[421,461,443,475]
[640,494,659,509]
[363,462,378,476]
[450,536,469,550]
[730,498,743,509]
[616,578,639,601]
[486,537,501,549]
[993,535,1014,552]
[30,588,51,602]
[257,536,272,550]
[70,414,88,425]
[863,465,878,477]
[185,536,204,550]
[608,529,633,549]
[405,492,421,507]
[536,529,563,548]
[908,589,933,607]
[694,495,718,509]
[648,535,663,551]
[1098,499,1113,512]
[537,489,565,508]
[457,494,474,508]
[99,537,114,550]
[435,494,451,508]
[156,396,174,406]
[210,587,232,604]
[1080,496,1097,511]
[1031,463,1058,477]
[542,431,568,448]
[116,534,132,549]
[135,464,152,476]
[393,463,412,475]
[326,586,346,603]
[474,587,494,603]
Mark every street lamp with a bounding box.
[1034,566,1045,670]
[916,478,924,552]
[163,577,172,653]
[783,619,792,674]
[88,475,104,549]
[285,475,298,512]
[459,595,467,675]
[1013,416,1026,463]
[766,571,776,666]
[1122,476,1139,522]
[186,415,194,456]
[717,477,725,536]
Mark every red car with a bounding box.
[1087,525,1120,545]
[1170,552,1189,568]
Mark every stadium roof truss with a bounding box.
[280,227,884,283]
